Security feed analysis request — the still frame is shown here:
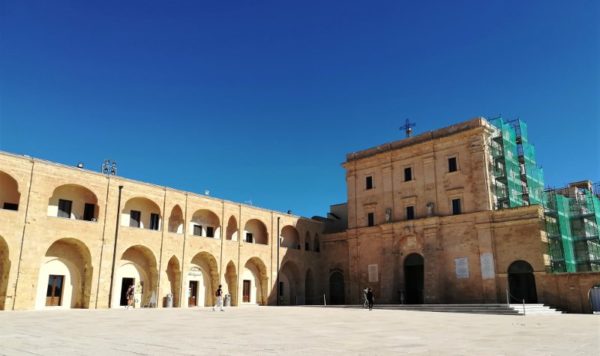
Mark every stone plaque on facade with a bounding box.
[480,253,495,279]
[454,257,469,279]
[368,264,378,282]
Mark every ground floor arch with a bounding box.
[279,261,302,305]
[166,256,181,307]
[225,261,238,306]
[508,260,538,303]
[185,252,219,307]
[36,238,93,309]
[404,253,424,304]
[112,245,158,308]
[0,236,10,310]
[305,269,315,305]
[329,271,345,305]
[242,257,268,305]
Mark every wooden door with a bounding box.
[243,280,251,303]
[46,275,64,306]
[189,281,198,307]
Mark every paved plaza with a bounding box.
[0,306,598,355]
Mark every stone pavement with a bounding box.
[0,306,598,355]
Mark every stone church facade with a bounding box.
[1,117,598,312]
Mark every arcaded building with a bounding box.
[1,117,598,313]
[0,151,323,310]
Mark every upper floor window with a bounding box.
[452,199,462,215]
[150,213,160,230]
[130,210,141,228]
[193,224,203,236]
[366,176,373,190]
[206,226,215,237]
[58,199,72,218]
[448,157,458,172]
[406,206,415,220]
[245,232,253,243]
[367,212,375,227]
[404,167,413,182]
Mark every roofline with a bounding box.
[345,117,494,163]
[0,150,313,220]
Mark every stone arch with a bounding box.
[168,205,184,234]
[225,261,238,306]
[190,209,221,238]
[113,245,159,308]
[122,197,162,230]
[280,225,300,249]
[0,171,20,211]
[329,270,345,305]
[305,268,315,305]
[404,253,424,304]
[280,260,302,305]
[48,184,99,221]
[187,252,219,307]
[0,236,10,310]
[508,260,537,303]
[305,231,311,251]
[244,219,268,245]
[314,234,320,252]
[226,216,238,241]
[166,256,181,307]
[36,238,93,309]
[242,257,268,304]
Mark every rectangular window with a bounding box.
[367,212,375,227]
[150,213,160,230]
[245,232,253,243]
[57,199,72,218]
[452,199,462,215]
[406,206,415,220]
[130,210,141,228]
[206,226,214,238]
[3,202,18,211]
[448,157,458,172]
[83,203,95,221]
[404,167,412,181]
[193,224,203,236]
[366,176,373,190]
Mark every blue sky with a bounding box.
[1,1,598,217]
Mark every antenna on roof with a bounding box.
[399,118,416,138]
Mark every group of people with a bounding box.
[124,283,226,311]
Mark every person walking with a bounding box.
[126,283,135,309]
[363,287,369,308]
[213,285,224,311]
[366,288,374,311]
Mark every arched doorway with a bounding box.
[280,261,301,305]
[242,257,268,305]
[113,245,158,308]
[404,253,424,304]
[305,269,315,305]
[36,238,93,309]
[166,256,181,307]
[0,236,10,310]
[225,261,238,306]
[329,271,345,305]
[168,205,184,234]
[508,260,537,303]
[187,252,219,307]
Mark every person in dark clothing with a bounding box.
[367,288,374,311]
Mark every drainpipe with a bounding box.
[107,185,124,308]
[12,159,35,310]
[276,216,280,306]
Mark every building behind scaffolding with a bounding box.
[544,181,600,273]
